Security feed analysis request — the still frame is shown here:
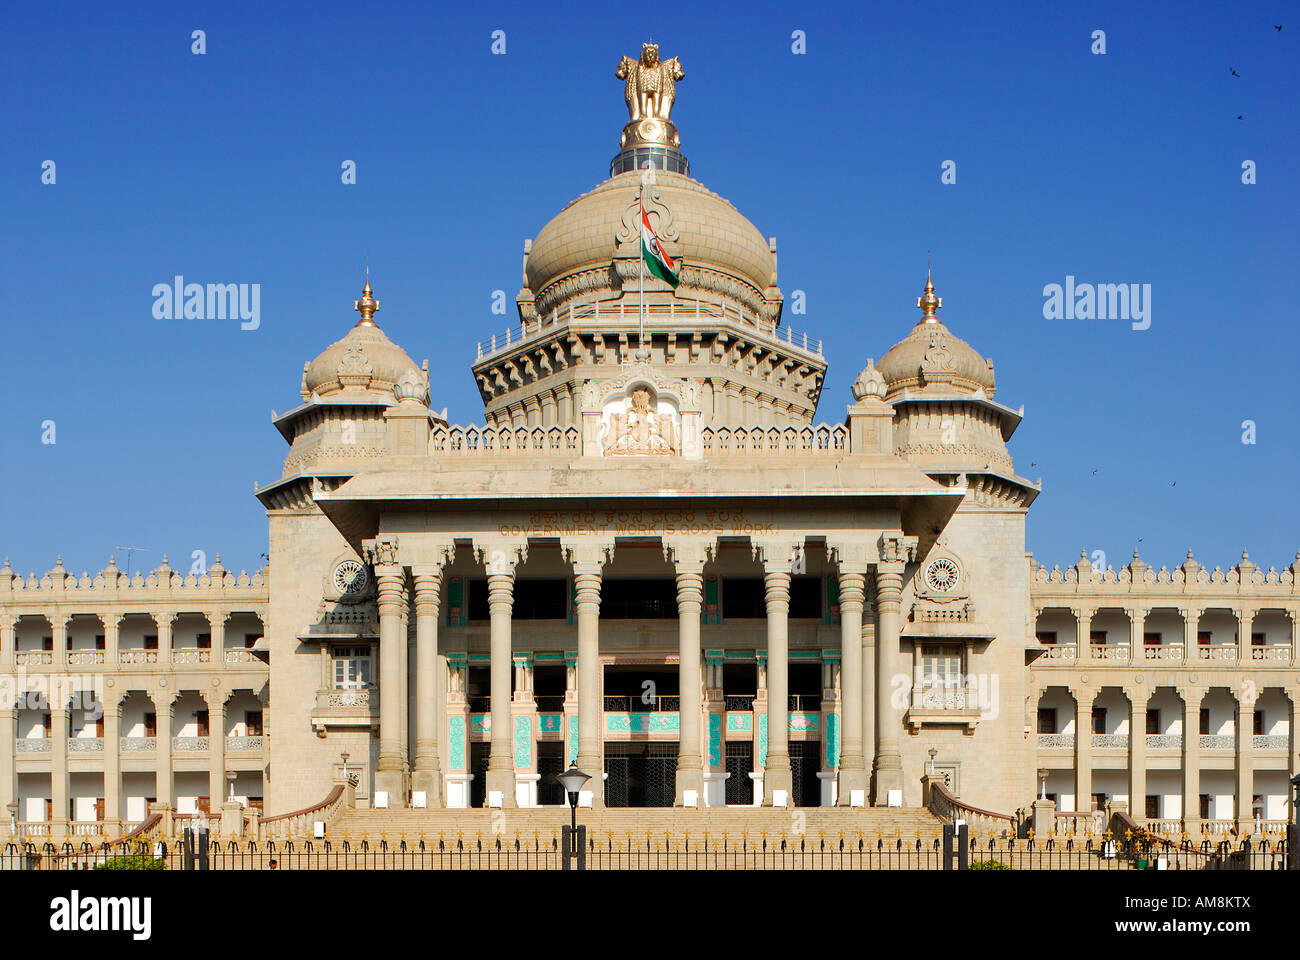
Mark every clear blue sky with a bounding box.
[1,1,1296,579]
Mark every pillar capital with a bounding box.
[837,570,867,609]
[412,569,443,616]
[877,532,918,565]
[362,535,401,568]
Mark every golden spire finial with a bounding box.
[917,267,942,323]
[354,265,379,326]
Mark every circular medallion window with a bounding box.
[333,559,368,596]
[924,558,960,592]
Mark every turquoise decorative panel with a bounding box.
[825,713,840,767]
[726,712,753,733]
[605,712,680,733]
[707,713,722,766]
[789,712,820,733]
[758,712,768,767]
[514,715,531,768]
[538,713,563,733]
[448,716,466,771]
[567,715,578,766]
[470,714,491,734]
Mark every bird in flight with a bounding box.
[1231,68,1240,77]
[1275,25,1283,31]
[1237,115,1244,120]
[1092,469,1099,475]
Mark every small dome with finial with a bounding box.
[877,271,997,398]
[303,278,420,402]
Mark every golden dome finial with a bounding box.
[917,268,942,323]
[354,269,380,326]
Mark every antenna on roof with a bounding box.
[114,546,149,579]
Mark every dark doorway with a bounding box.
[604,742,678,807]
[789,741,822,807]
[725,740,753,805]
[603,664,680,712]
[469,742,489,809]
[536,742,565,805]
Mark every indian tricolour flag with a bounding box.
[640,199,679,288]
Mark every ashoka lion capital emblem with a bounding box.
[616,41,685,149]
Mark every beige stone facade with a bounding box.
[2,56,1296,843]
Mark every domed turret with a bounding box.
[302,281,423,403]
[877,274,996,399]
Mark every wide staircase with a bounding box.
[329,805,944,846]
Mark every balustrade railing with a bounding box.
[118,650,159,664]
[1198,735,1234,750]
[1196,644,1238,662]
[1037,733,1075,748]
[1145,734,1182,749]
[15,738,51,754]
[475,299,824,361]
[172,736,210,752]
[226,736,265,752]
[67,737,103,753]
[119,737,156,752]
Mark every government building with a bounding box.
[1,42,1296,845]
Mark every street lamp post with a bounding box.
[555,763,591,870]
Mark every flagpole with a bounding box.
[638,184,645,357]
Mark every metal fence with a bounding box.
[2,835,1291,871]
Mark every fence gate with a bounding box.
[604,742,678,807]
[725,740,753,805]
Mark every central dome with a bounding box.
[523,169,780,321]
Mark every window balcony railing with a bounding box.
[119,737,157,752]
[1250,646,1292,662]
[725,694,756,711]
[1253,735,1287,750]
[1199,735,1234,749]
[1142,643,1183,661]
[14,738,51,753]
[224,648,261,664]
[1037,733,1075,748]
[118,650,159,664]
[1039,643,1077,661]
[1145,734,1183,749]
[67,738,103,753]
[1196,644,1238,662]
[603,695,681,711]
[1089,644,1130,661]
[67,651,106,665]
[533,695,566,712]
[15,652,52,666]
[171,649,214,664]
[1091,734,1129,748]
[226,735,265,752]
[172,736,210,752]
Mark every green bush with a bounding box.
[968,859,1011,871]
[95,855,166,871]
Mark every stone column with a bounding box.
[374,564,408,807]
[1074,607,1093,663]
[1235,690,1254,831]
[1130,689,1148,821]
[155,612,174,664]
[1076,688,1094,811]
[103,615,120,669]
[51,614,68,667]
[208,611,226,662]
[155,690,174,812]
[411,569,443,806]
[1181,607,1200,665]
[573,562,603,807]
[0,707,14,838]
[761,565,793,805]
[1236,609,1253,664]
[836,568,869,804]
[1181,688,1200,834]
[209,694,226,814]
[51,694,69,837]
[673,550,705,805]
[861,598,876,794]
[485,571,517,807]
[1130,607,1146,660]
[103,695,121,835]
[873,545,910,804]
[0,615,15,666]
[1288,609,1299,664]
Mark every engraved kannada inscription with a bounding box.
[498,508,774,538]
